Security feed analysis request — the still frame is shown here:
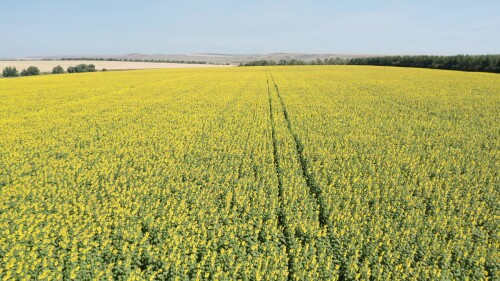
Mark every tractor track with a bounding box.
[268,71,347,280]
[267,77,296,281]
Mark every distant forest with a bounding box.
[241,55,500,73]
[45,57,230,65]
[241,57,348,66]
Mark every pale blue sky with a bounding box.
[0,0,498,57]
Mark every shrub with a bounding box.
[2,66,19,77]
[52,65,64,74]
[67,64,97,73]
[74,64,86,72]
[86,64,96,72]
[20,66,40,76]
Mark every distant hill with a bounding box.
[25,53,371,64]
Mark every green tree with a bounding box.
[20,66,40,76]
[52,65,64,74]
[68,64,97,73]
[86,64,96,72]
[2,66,19,77]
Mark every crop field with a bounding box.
[0,66,498,280]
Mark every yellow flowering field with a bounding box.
[0,66,498,280]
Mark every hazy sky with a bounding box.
[1,0,499,57]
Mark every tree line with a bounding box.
[67,64,96,73]
[2,64,99,77]
[241,55,500,73]
[349,55,499,73]
[2,66,41,77]
[51,57,231,65]
[240,57,348,66]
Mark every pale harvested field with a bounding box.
[0,60,233,73]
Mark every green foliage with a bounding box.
[20,66,40,76]
[241,58,349,66]
[2,66,19,77]
[67,64,97,73]
[242,55,500,73]
[349,54,500,73]
[52,65,65,74]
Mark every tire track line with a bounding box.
[267,77,296,281]
[268,71,347,280]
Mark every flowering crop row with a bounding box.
[270,66,499,280]
[1,66,498,280]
